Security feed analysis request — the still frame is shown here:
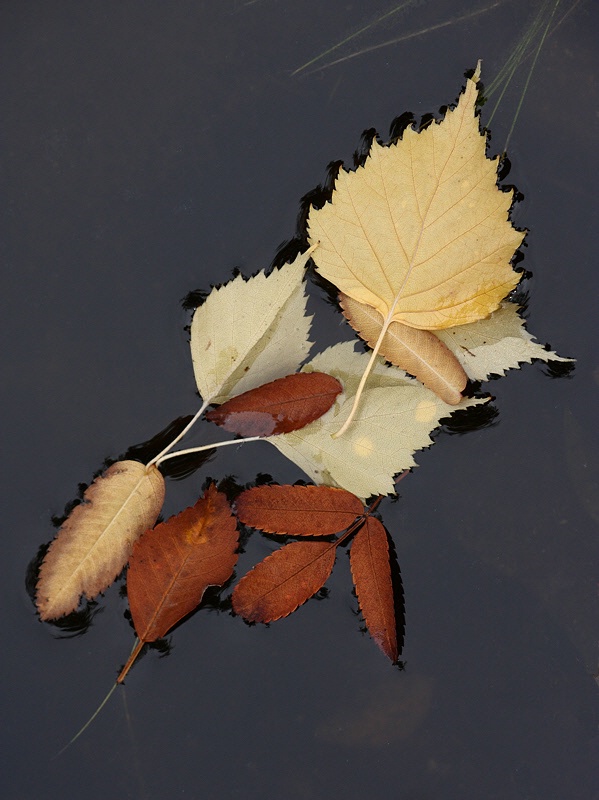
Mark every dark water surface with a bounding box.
[3,2,598,798]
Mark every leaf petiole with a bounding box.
[146,398,211,468]
[154,435,265,468]
[332,314,391,438]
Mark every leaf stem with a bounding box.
[53,635,142,756]
[54,682,118,757]
[154,435,265,468]
[146,398,211,469]
[117,637,145,684]
[332,317,390,438]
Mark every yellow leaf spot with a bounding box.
[415,400,438,423]
[186,523,208,545]
[353,436,374,458]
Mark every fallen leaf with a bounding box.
[308,64,522,331]
[350,517,397,662]
[232,540,336,622]
[435,301,573,380]
[118,484,238,682]
[190,250,314,404]
[341,294,571,388]
[235,484,364,535]
[36,461,165,621]
[270,342,485,498]
[306,64,523,429]
[205,371,342,436]
[340,292,467,404]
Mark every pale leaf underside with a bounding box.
[270,342,484,499]
[190,250,314,404]
[340,294,571,390]
[435,301,573,380]
[36,461,165,620]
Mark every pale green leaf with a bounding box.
[436,302,572,381]
[269,342,484,498]
[190,250,314,404]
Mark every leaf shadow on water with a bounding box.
[25,544,103,638]
[122,414,217,480]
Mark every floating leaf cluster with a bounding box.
[33,65,570,679]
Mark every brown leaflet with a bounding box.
[232,540,336,623]
[350,516,398,662]
[205,371,342,436]
[36,460,165,621]
[117,483,238,682]
[235,484,364,536]
[340,293,467,405]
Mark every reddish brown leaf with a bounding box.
[117,484,238,682]
[350,517,398,662]
[235,484,364,536]
[205,371,342,436]
[232,540,336,623]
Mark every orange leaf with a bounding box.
[232,540,336,623]
[117,484,238,682]
[205,371,342,436]
[235,484,364,536]
[350,517,398,662]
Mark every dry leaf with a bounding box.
[341,294,571,387]
[190,250,314,404]
[270,342,485,498]
[308,64,522,332]
[435,302,573,380]
[118,484,238,682]
[36,461,165,621]
[340,292,467,404]
[205,372,342,436]
[232,540,336,623]
[350,517,397,662]
[235,484,364,535]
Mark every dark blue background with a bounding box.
[2,2,598,798]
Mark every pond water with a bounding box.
[3,1,598,798]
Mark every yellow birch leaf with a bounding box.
[36,460,165,620]
[308,64,522,330]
